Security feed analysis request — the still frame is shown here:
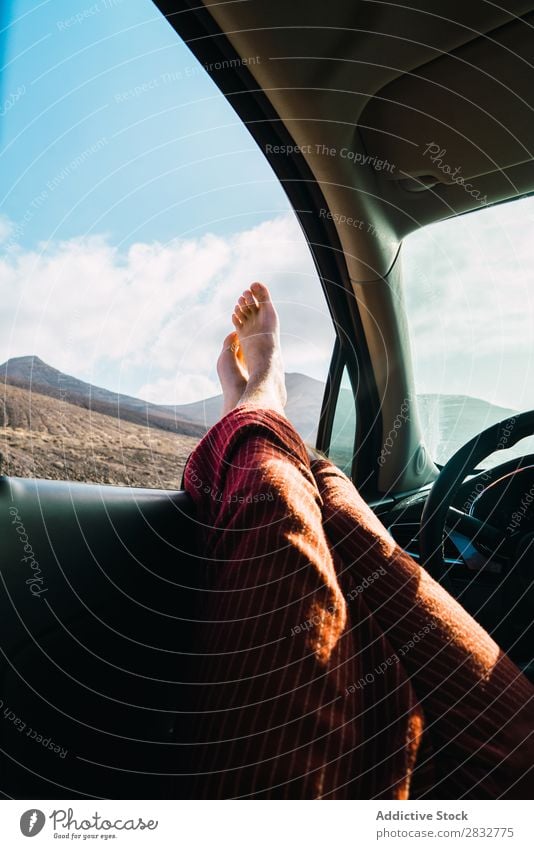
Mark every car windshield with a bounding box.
[403,194,534,468]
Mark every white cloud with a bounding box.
[0,214,334,403]
[3,197,534,412]
[402,195,534,410]
[138,373,219,405]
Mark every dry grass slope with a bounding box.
[0,384,200,489]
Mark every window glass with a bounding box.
[403,195,534,468]
[328,366,356,475]
[0,0,334,487]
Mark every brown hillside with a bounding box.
[0,355,206,438]
[0,383,199,489]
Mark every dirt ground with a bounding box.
[0,384,201,490]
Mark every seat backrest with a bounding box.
[0,475,200,799]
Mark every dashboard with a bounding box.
[371,458,534,674]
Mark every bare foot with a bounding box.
[231,282,287,415]
[217,332,249,416]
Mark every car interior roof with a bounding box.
[160,0,534,282]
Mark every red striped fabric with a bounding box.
[183,406,534,799]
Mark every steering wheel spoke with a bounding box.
[446,507,512,557]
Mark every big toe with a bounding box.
[221,331,239,353]
[250,281,271,304]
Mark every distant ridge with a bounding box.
[0,357,332,441]
[0,357,345,485]
[1,356,522,471]
[0,381,198,487]
[0,355,205,438]
[417,393,517,463]
[169,372,329,440]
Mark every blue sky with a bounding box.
[0,0,288,248]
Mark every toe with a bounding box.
[238,296,251,313]
[222,331,238,352]
[235,303,248,321]
[243,288,259,309]
[250,281,270,303]
[231,312,242,329]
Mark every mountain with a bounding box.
[1,355,527,487]
[0,356,205,438]
[0,382,199,488]
[0,358,355,485]
[0,358,337,487]
[417,394,519,465]
[171,372,328,440]
[0,357,331,442]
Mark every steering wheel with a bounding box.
[420,410,534,585]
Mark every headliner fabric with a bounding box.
[183,406,534,799]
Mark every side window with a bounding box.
[327,366,357,475]
[0,0,334,489]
